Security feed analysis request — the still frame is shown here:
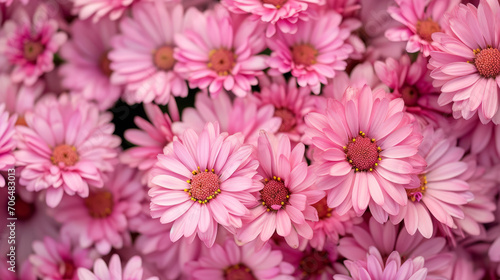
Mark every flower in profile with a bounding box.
[59,18,121,111]
[110,2,187,105]
[236,132,323,249]
[149,122,259,247]
[428,0,500,124]
[304,85,425,221]
[190,239,295,279]
[53,164,144,255]
[0,104,16,187]
[385,0,459,57]
[14,94,121,207]
[29,235,94,280]
[0,6,67,85]
[174,6,267,97]
[78,254,159,280]
[267,11,353,94]
[334,246,428,280]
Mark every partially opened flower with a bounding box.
[149,122,259,247]
[0,104,16,187]
[78,254,159,280]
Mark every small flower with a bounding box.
[77,254,159,280]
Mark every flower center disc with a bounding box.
[312,197,333,220]
[416,18,440,42]
[59,260,76,279]
[274,108,297,132]
[190,171,220,202]
[23,41,44,62]
[474,47,500,78]
[14,195,36,221]
[291,44,318,66]
[153,46,175,71]
[52,144,79,167]
[208,48,235,76]
[261,0,287,8]
[300,250,330,276]
[401,86,419,107]
[15,116,27,126]
[99,51,112,77]
[224,264,256,280]
[84,191,114,218]
[345,135,380,172]
[260,179,289,211]
[406,175,427,202]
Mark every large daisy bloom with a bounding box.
[0,6,67,86]
[267,11,353,94]
[385,0,459,57]
[0,104,16,187]
[174,5,268,97]
[190,239,295,280]
[428,0,500,124]
[14,94,121,207]
[110,2,188,105]
[304,85,425,221]
[59,18,121,111]
[78,254,159,280]
[236,132,324,249]
[149,122,260,247]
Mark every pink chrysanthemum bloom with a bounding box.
[190,239,295,280]
[78,254,159,280]
[172,91,281,145]
[149,122,259,247]
[109,2,188,105]
[59,18,121,111]
[120,103,176,185]
[0,104,16,187]
[428,0,500,124]
[334,246,428,280]
[338,218,454,279]
[221,0,324,37]
[385,0,459,57]
[174,6,267,97]
[304,85,425,221]
[390,127,473,238]
[0,6,67,86]
[52,164,144,255]
[267,11,353,94]
[14,94,121,207]
[255,75,318,142]
[236,132,323,249]
[29,235,94,280]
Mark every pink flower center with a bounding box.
[260,177,289,211]
[15,195,36,221]
[261,0,288,8]
[224,264,256,280]
[416,18,440,42]
[23,41,44,62]
[300,250,331,276]
[312,197,333,220]
[406,175,427,202]
[274,108,297,132]
[291,44,318,66]
[52,144,79,167]
[153,46,175,71]
[15,116,27,127]
[208,48,235,76]
[84,191,114,218]
[186,169,221,204]
[474,47,500,78]
[99,51,112,77]
[59,260,76,279]
[344,132,381,172]
[401,86,419,107]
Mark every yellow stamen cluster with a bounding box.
[184,167,221,204]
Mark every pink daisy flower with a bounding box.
[222,0,324,37]
[304,85,425,221]
[78,254,159,280]
[14,94,121,208]
[0,6,67,85]
[335,246,428,280]
[109,2,188,105]
[390,127,473,238]
[59,18,121,111]
[120,103,176,185]
[428,0,500,124]
[0,104,16,187]
[0,74,44,123]
[172,91,281,145]
[267,10,353,94]
[190,239,295,280]
[29,235,94,280]
[174,6,268,97]
[236,132,324,249]
[385,0,459,57]
[52,164,144,255]
[149,122,259,247]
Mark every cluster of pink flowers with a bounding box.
[1,0,500,279]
